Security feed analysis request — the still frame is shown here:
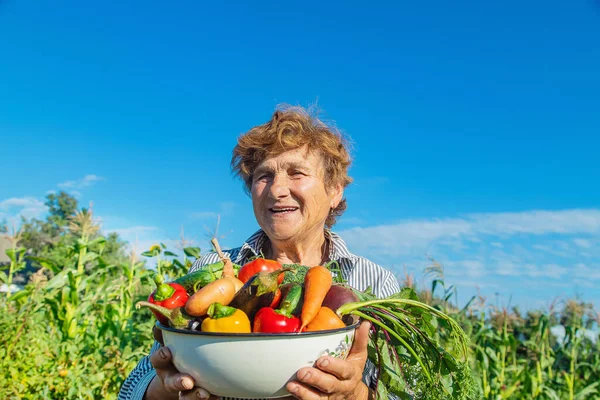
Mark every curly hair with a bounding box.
[231,105,353,228]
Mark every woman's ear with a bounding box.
[330,183,344,209]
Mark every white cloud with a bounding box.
[0,197,47,222]
[0,197,43,209]
[531,244,570,258]
[339,208,600,258]
[470,209,600,236]
[445,259,487,278]
[339,218,473,257]
[489,258,569,279]
[109,225,160,238]
[58,174,105,190]
[573,263,600,281]
[189,201,238,220]
[496,261,521,277]
[573,238,592,249]
[454,280,500,289]
[101,224,183,262]
[526,263,569,279]
[337,208,599,312]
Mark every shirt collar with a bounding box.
[235,228,354,264]
[234,229,267,263]
[325,230,354,261]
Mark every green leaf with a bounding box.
[88,236,106,247]
[141,251,154,257]
[575,381,599,400]
[89,237,107,254]
[83,252,98,264]
[160,242,167,249]
[183,246,201,258]
[0,271,7,283]
[163,251,178,257]
[389,287,420,302]
[8,288,31,302]
[431,278,443,296]
[27,256,62,274]
[542,387,561,400]
[45,269,70,291]
[5,248,16,263]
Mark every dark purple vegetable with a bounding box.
[321,284,360,313]
[229,268,290,322]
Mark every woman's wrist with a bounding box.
[355,381,374,400]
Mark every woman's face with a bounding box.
[251,147,343,242]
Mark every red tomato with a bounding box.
[238,258,284,284]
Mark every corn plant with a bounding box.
[0,225,27,298]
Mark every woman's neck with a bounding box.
[264,231,329,266]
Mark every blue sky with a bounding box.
[1,0,599,312]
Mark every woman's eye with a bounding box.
[257,173,273,182]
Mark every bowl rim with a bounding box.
[157,319,360,337]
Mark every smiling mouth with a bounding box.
[269,207,299,215]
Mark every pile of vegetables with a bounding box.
[137,239,347,334]
[136,239,476,399]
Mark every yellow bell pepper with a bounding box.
[201,302,251,333]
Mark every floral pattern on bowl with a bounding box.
[315,334,352,360]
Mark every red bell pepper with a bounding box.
[253,284,302,333]
[148,274,189,326]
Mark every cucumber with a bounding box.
[173,261,242,294]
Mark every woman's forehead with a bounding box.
[257,148,323,169]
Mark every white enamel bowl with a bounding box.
[159,319,358,399]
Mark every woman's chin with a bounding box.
[265,228,298,241]
[262,221,301,241]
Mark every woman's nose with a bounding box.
[269,174,291,198]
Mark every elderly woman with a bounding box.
[119,106,400,400]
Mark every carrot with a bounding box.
[185,277,236,316]
[305,306,346,332]
[300,265,333,331]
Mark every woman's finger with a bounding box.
[149,346,174,371]
[286,380,324,400]
[313,356,355,381]
[295,366,341,394]
[153,325,164,345]
[179,387,217,400]
[149,346,195,393]
[163,373,195,393]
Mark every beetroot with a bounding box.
[321,284,360,313]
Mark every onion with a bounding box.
[321,284,360,313]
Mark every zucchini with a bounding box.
[174,261,242,294]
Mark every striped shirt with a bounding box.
[118,229,401,400]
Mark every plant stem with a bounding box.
[338,298,469,358]
[6,240,16,298]
[351,309,432,382]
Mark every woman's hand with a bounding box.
[145,327,217,400]
[285,321,373,400]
